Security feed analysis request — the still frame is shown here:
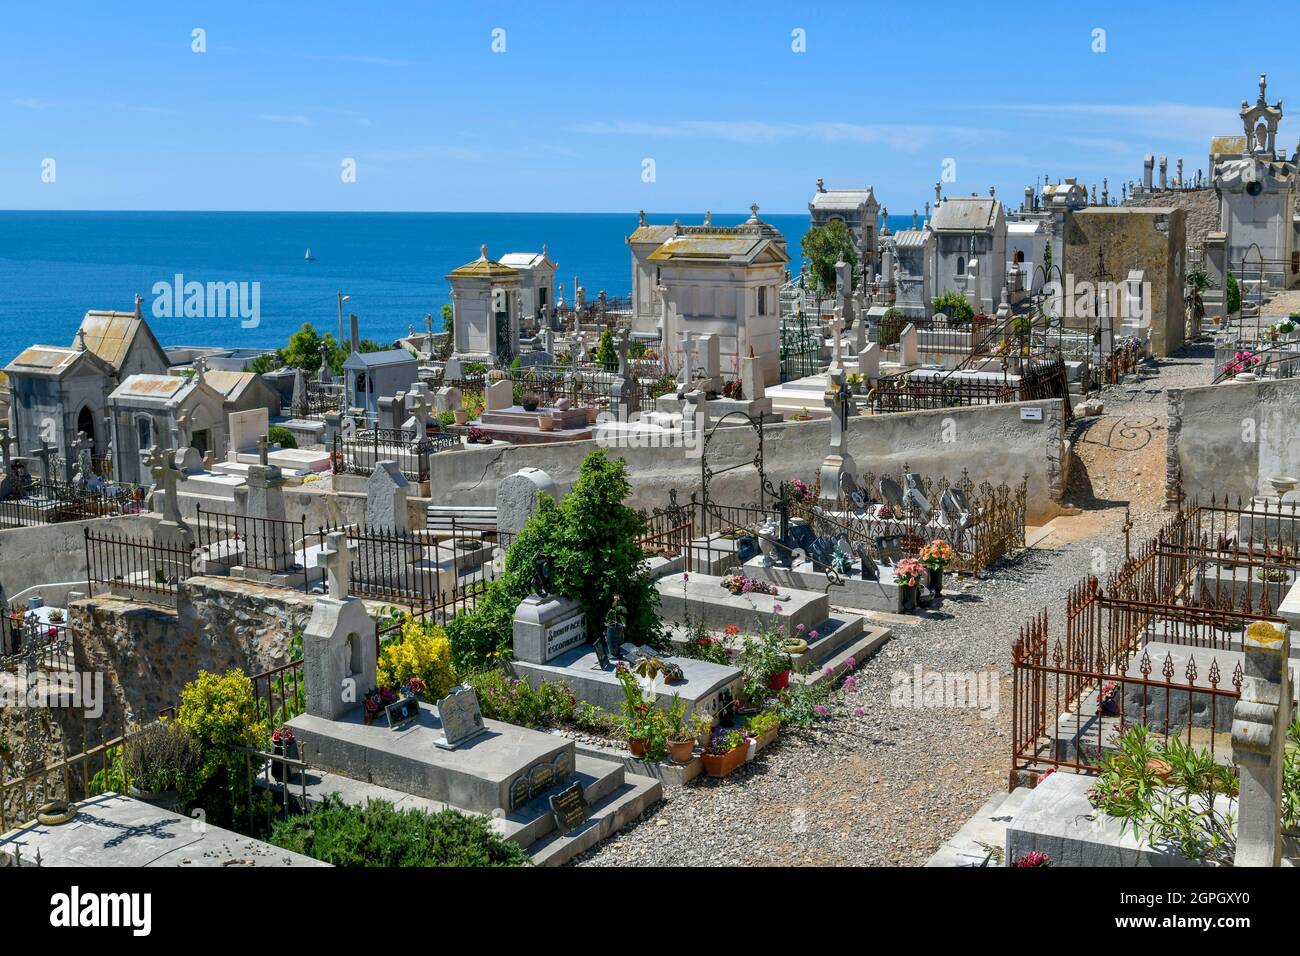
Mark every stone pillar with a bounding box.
[1159,155,1168,190]
[739,353,765,402]
[1230,600,1295,867]
[1143,155,1154,192]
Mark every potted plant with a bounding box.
[617,668,665,760]
[124,721,201,811]
[918,538,955,596]
[453,408,469,426]
[746,710,781,752]
[271,725,298,783]
[740,627,793,695]
[537,413,554,432]
[664,696,711,764]
[894,556,927,611]
[701,729,750,777]
[1098,680,1120,716]
[521,391,541,412]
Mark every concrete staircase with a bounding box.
[924,786,1034,867]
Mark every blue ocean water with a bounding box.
[0,210,917,363]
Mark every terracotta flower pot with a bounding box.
[667,739,695,764]
[537,414,554,432]
[701,742,748,778]
[453,409,468,426]
[627,737,649,758]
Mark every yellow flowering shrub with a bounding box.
[377,618,454,700]
[176,668,267,749]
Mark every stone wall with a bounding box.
[1122,187,1219,251]
[407,398,1067,523]
[1063,207,1187,356]
[69,575,319,732]
[1166,376,1300,504]
[0,513,158,607]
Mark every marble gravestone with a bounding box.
[496,467,558,538]
[434,685,489,750]
[513,594,588,665]
[366,459,410,533]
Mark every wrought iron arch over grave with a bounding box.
[699,411,787,539]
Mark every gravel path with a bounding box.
[574,344,1215,867]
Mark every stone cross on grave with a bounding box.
[258,434,270,467]
[405,383,435,434]
[314,530,351,600]
[616,326,630,376]
[72,431,94,484]
[146,443,184,524]
[33,442,54,485]
[820,366,858,504]
[829,305,846,370]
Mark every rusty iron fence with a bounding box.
[870,356,1073,423]
[1011,501,1298,782]
[331,429,457,483]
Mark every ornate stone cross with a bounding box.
[829,306,846,370]
[146,443,184,523]
[315,530,351,600]
[34,442,54,485]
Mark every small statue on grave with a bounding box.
[603,595,627,662]
[532,552,554,598]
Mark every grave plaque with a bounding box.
[544,609,588,660]
[592,638,610,670]
[548,781,590,835]
[385,696,420,729]
[434,685,488,750]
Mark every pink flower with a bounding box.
[823,667,835,677]
[796,623,806,632]
[773,603,783,612]
[844,657,856,668]
[842,676,857,692]
[809,630,819,640]
[852,707,865,718]
[813,705,829,717]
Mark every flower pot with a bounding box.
[768,669,791,691]
[667,739,696,764]
[627,737,649,758]
[537,414,554,432]
[701,743,748,778]
[927,567,944,596]
[453,409,468,426]
[1099,695,1119,716]
[522,401,539,412]
[899,583,918,611]
[272,740,298,783]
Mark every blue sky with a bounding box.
[3,1,1296,214]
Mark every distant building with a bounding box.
[809,179,880,275]
[648,204,790,385]
[888,228,935,318]
[626,214,679,339]
[498,249,557,326]
[108,371,228,483]
[929,196,1007,314]
[446,246,522,366]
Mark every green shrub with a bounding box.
[466,669,576,728]
[268,425,297,450]
[1226,271,1241,314]
[269,795,531,867]
[932,292,974,324]
[446,450,662,670]
[175,669,269,829]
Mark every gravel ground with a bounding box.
[573,344,1216,867]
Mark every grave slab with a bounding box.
[655,571,827,637]
[508,644,742,718]
[744,555,904,613]
[0,793,325,867]
[286,702,576,815]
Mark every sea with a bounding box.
[0,210,919,363]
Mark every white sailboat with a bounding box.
[304,247,315,261]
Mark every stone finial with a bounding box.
[749,202,760,220]
[480,243,488,259]
[76,328,89,351]
[638,209,646,226]
[816,177,825,192]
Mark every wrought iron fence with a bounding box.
[193,505,310,591]
[870,356,1073,423]
[84,528,194,604]
[0,477,148,529]
[331,429,458,482]
[1010,502,1298,781]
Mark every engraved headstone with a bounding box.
[434,685,488,750]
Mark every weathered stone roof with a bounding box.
[930,197,1002,232]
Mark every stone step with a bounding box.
[792,622,891,685]
[527,772,663,867]
[504,754,627,848]
[924,786,1034,867]
[788,613,864,671]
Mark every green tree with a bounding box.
[440,303,454,335]
[595,328,617,369]
[445,450,661,671]
[800,219,858,293]
[932,291,975,324]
